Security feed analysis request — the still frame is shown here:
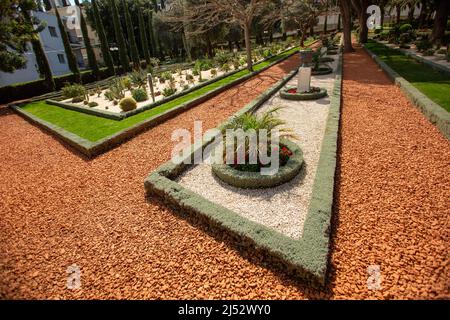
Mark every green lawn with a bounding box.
[365,41,450,112]
[21,43,312,142]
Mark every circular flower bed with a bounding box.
[311,66,333,75]
[211,139,303,189]
[280,86,327,100]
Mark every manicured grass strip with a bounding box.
[365,41,450,112]
[21,43,311,142]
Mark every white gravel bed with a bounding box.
[61,68,228,114]
[176,56,338,239]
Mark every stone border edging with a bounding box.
[376,40,450,75]
[11,41,320,158]
[211,139,304,189]
[43,45,310,121]
[363,44,450,140]
[144,50,343,286]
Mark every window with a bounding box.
[57,54,66,64]
[48,26,58,38]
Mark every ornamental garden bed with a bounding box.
[145,50,342,285]
[11,41,318,158]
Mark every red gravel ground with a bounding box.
[0,45,448,299]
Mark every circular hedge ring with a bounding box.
[211,140,303,189]
[311,66,333,75]
[280,86,327,100]
[326,50,338,55]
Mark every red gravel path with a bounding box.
[0,46,448,299]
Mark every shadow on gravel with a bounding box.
[146,193,334,299]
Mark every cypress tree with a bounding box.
[146,10,156,56]
[138,7,151,65]
[122,0,140,69]
[53,1,81,82]
[109,0,130,72]
[91,0,115,75]
[74,0,99,78]
[20,4,55,91]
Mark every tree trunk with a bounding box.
[407,4,414,23]
[431,0,450,44]
[339,0,354,52]
[396,5,401,24]
[243,23,253,72]
[380,5,385,28]
[228,40,233,52]
[323,1,328,33]
[418,0,427,28]
[358,0,369,43]
[337,14,341,31]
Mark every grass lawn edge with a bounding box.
[362,43,450,140]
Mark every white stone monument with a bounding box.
[297,67,311,93]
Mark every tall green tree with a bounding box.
[138,7,151,64]
[16,0,55,90]
[74,0,99,78]
[52,1,81,82]
[109,0,130,72]
[146,9,156,56]
[122,0,140,69]
[91,0,115,75]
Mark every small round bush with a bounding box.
[423,48,435,56]
[119,97,137,111]
[88,102,98,108]
[399,23,412,33]
[71,96,84,103]
[185,74,194,80]
[63,83,86,99]
[131,88,148,102]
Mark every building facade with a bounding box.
[0,11,71,87]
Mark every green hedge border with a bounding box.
[363,44,450,140]
[11,41,319,158]
[211,139,304,189]
[44,47,303,121]
[280,86,328,100]
[144,51,343,286]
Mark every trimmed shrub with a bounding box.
[131,88,148,102]
[162,87,177,97]
[399,23,413,33]
[71,96,84,103]
[415,36,432,52]
[62,83,86,99]
[119,97,137,111]
[210,68,217,77]
[88,101,98,108]
[423,48,435,56]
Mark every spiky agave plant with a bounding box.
[129,70,148,89]
[221,107,297,170]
